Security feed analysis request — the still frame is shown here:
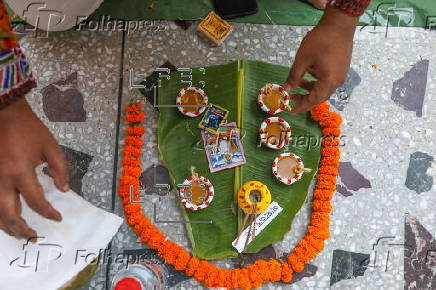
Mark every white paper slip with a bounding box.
[232,201,283,253]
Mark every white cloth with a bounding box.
[6,0,104,31]
[0,173,123,290]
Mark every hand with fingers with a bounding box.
[285,6,360,114]
[0,99,69,241]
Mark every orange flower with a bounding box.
[174,250,191,271]
[122,157,142,167]
[204,266,220,287]
[313,188,334,201]
[319,112,342,128]
[322,136,340,147]
[311,211,330,228]
[322,127,341,136]
[280,262,293,283]
[307,225,330,240]
[310,103,330,121]
[123,145,141,157]
[268,259,282,282]
[125,103,142,112]
[318,166,339,176]
[287,253,305,272]
[254,259,271,282]
[317,174,337,185]
[320,156,340,168]
[247,264,263,288]
[122,166,142,178]
[126,125,146,136]
[124,203,142,215]
[147,232,166,249]
[119,175,140,186]
[304,235,324,252]
[125,136,144,147]
[185,257,201,276]
[321,146,340,158]
[126,111,145,123]
[312,200,333,213]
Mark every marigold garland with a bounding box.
[117,101,341,288]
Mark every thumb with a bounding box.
[285,58,307,91]
[44,144,69,192]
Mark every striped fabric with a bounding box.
[0,47,36,109]
[0,0,36,109]
[332,0,372,16]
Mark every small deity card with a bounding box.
[201,122,246,173]
[198,104,229,134]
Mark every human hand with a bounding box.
[285,6,359,114]
[0,99,69,240]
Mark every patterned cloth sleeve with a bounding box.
[332,0,372,16]
[0,0,36,109]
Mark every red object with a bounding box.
[115,277,142,290]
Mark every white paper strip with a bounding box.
[232,201,283,253]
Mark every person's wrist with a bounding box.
[318,5,359,37]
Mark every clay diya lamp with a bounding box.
[176,87,208,117]
[179,175,214,211]
[272,153,310,185]
[257,83,290,115]
[259,117,292,149]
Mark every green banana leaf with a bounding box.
[158,60,322,260]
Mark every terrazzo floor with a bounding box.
[16,19,436,290]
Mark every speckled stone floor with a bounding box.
[17,20,436,289]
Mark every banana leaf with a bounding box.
[157,60,322,260]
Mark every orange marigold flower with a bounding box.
[125,103,142,112]
[322,127,341,137]
[204,266,220,287]
[317,174,337,185]
[126,111,145,123]
[246,264,263,288]
[268,259,282,282]
[310,103,330,121]
[280,262,293,283]
[321,146,340,158]
[174,250,191,271]
[126,125,146,136]
[312,200,332,213]
[321,136,340,147]
[147,232,166,249]
[122,166,142,178]
[185,257,201,276]
[238,268,252,290]
[313,189,334,201]
[315,180,336,191]
[126,213,142,226]
[217,269,232,288]
[318,166,339,176]
[123,145,141,157]
[320,156,340,168]
[304,234,325,252]
[231,268,242,289]
[319,112,342,128]
[193,261,210,282]
[254,259,271,282]
[293,241,314,264]
[311,211,330,228]
[307,225,330,240]
[122,157,141,167]
[287,253,305,272]
[125,136,144,147]
[124,203,142,215]
[119,175,140,186]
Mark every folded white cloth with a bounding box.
[0,173,123,290]
[6,0,104,31]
